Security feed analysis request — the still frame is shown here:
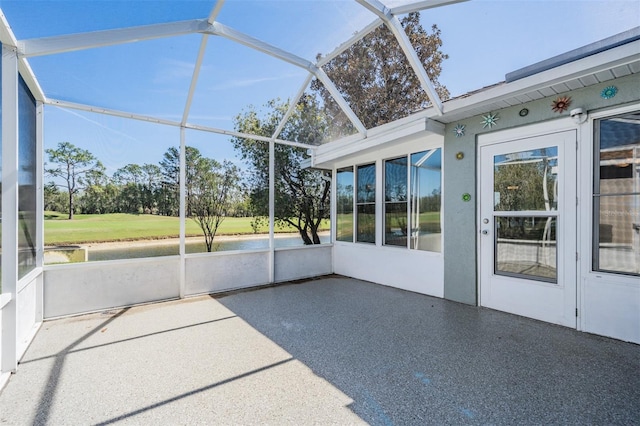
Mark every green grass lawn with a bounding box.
[44,212,329,245]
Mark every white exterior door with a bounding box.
[479,130,577,327]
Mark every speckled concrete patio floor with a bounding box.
[1,276,638,425]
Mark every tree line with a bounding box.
[45,143,246,219]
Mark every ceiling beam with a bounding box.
[46,98,182,127]
[182,0,226,125]
[316,18,383,67]
[206,22,315,71]
[185,123,317,150]
[18,19,210,58]
[1,11,46,102]
[207,21,367,136]
[272,73,313,141]
[314,67,367,136]
[354,0,443,115]
[46,98,316,149]
[0,10,18,47]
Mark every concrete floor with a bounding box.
[0,276,638,425]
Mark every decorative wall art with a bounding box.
[453,124,466,137]
[481,112,499,128]
[601,85,618,99]
[551,96,572,113]
[519,108,529,117]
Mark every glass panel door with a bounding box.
[479,130,576,328]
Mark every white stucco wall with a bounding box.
[185,250,270,295]
[334,243,444,297]
[274,245,333,283]
[16,274,40,358]
[44,257,180,318]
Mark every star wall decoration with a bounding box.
[601,86,618,99]
[481,112,499,129]
[453,124,465,137]
[551,96,572,113]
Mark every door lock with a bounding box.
[481,229,489,235]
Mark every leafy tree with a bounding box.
[311,12,449,134]
[45,141,103,219]
[114,164,144,213]
[80,171,117,215]
[232,98,330,245]
[159,146,202,217]
[140,164,162,214]
[189,158,242,252]
[494,151,557,239]
[44,182,68,213]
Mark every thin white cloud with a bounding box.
[59,108,140,143]
[209,75,289,91]
[153,58,211,84]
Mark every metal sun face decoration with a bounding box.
[601,85,618,99]
[453,124,466,137]
[551,96,572,113]
[481,112,499,129]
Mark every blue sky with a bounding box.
[1,0,639,176]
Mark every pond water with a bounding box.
[89,235,331,262]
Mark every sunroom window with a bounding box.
[383,148,442,251]
[593,112,640,276]
[356,164,376,243]
[336,167,354,242]
[384,156,408,247]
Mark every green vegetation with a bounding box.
[44,212,329,245]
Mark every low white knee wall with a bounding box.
[43,245,334,318]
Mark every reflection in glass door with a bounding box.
[493,147,558,283]
[593,112,640,276]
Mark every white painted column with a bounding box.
[179,127,186,298]
[35,101,44,322]
[1,45,20,373]
[375,159,383,247]
[269,140,275,283]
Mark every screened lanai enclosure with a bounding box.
[1,0,640,412]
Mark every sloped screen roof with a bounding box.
[1,0,638,150]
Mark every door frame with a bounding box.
[578,103,640,342]
[477,118,579,326]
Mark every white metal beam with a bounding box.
[207,22,367,134]
[354,0,444,115]
[1,11,46,102]
[390,0,469,15]
[47,98,317,149]
[182,1,226,125]
[207,22,315,71]
[208,0,226,22]
[179,128,186,299]
[315,67,367,135]
[316,18,383,67]
[46,98,182,127]
[35,101,44,323]
[182,36,210,125]
[18,59,46,102]
[185,122,316,150]
[0,10,17,47]
[18,19,210,58]
[2,44,19,374]
[268,140,275,283]
[271,73,313,141]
